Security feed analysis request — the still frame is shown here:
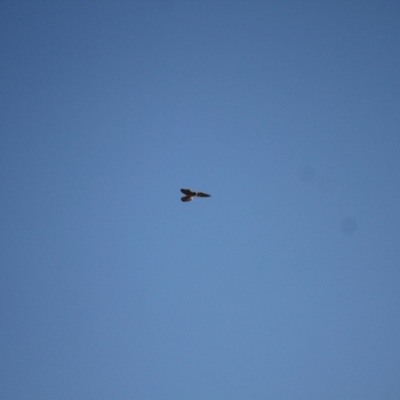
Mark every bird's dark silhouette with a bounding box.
[180,188,211,202]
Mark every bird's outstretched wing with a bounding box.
[181,196,193,202]
[181,188,194,196]
[196,192,211,197]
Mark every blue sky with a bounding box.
[1,1,400,399]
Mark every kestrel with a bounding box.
[180,188,211,202]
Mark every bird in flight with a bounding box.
[180,188,211,202]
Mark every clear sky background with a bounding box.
[1,1,400,399]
